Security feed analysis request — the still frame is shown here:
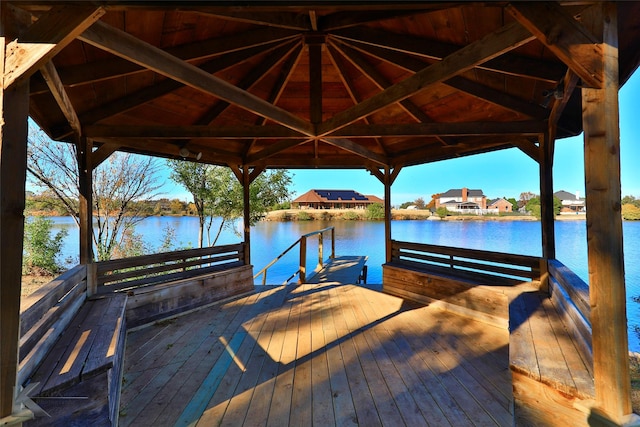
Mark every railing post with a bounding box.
[331,227,335,259]
[318,231,324,269]
[299,235,307,284]
[87,263,97,296]
[261,271,267,286]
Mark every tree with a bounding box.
[366,203,385,220]
[518,191,537,208]
[168,161,293,247]
[27,124,163,260]
[426,193,441,210]
[23,217,68,275]
[399,201,413,209]
[506,197,518,212]
[524,196,562,218]
[414,197,426,210]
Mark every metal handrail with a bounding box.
[253,226,335,285]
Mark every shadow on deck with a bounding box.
[119,282,512,426]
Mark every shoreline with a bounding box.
[263,208,588,222]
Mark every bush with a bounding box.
[343,210,359,220]
[366,203,385,220]
[436,207,448,218]
[623,204,640,220]
[23,216,68,275]
[297,211,311,221]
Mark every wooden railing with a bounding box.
[390,240,543,285]
[253,226,335,285]
[95,243,245,293]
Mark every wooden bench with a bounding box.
[509,271,594,426]
[19,267,127,427]
[383,262,510,329]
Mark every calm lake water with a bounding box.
[47,216,640,351]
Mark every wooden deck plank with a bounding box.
[121,283,516,426]
[289,310,312,427]
[265,298,300,427]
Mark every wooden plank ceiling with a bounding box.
[11,2,640,170]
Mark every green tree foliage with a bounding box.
[436,207,448,218]
[168,161,293,247]
[366,203,385,220]
[507,197,518,212]
[525,196,561,219]
[23,217,68,275]
[399,201,413,209]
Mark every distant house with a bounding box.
[554,190,586,214]
[291,189,384,209]
[487,198,513,213]
[436,188,487,214]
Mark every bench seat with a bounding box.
[382,262,509,329]
[509,290,594,426]
[26,293,127,426]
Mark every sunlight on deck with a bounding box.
[120,284,512,426]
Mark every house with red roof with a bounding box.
[291,189,383,209]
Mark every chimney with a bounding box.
[462,187,468,202]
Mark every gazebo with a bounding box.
[2,2,640,425]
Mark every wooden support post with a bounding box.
[242,165,251,266]
[299,235,307,284]
[0,72,29,418]
[318,231,323,269]
[539,131,555,293]
[582,3,634,423]
[330,227,335,259]
[78,137,93,265]
[384,166,393,263]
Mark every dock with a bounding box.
[305,255,368,285]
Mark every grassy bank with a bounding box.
[263,208,546,221]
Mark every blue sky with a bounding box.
[162,70,640,206]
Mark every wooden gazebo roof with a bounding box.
[15,1,640,170]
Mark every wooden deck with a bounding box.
[306,256,367,285]
[120,282,513,426]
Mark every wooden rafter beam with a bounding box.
[91,137,241,165]
[199,11,311,31]
[91,142,120,167]
[549,70,580,127]
[309,42,322,124]
[334,39,550,120]
[322,138,388,166]
[30,26,298,93]
[507,1,603,88]
[245,139,310,165]
[391,140,513,167]
[318,21,536,135]
[331,26,565,83]
[72,42,282,134]
[511,138,542,163]
[367,166,386,184]
[39,61,81,135]
[325,44,389,154]
[248,166,265,184]
[4,5,104,88]
[330,121,547,138]
[329,41,456,145]
[320,9,448,31]
[83,124,304,139]
[192,40,301,127]
[244,43,303,157]
[79,21,314,136]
